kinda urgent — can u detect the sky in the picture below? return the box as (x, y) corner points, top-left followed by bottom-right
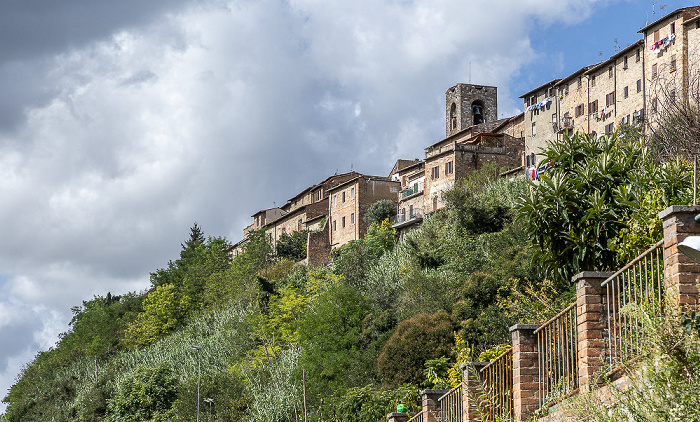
(0, 0), (697, 411)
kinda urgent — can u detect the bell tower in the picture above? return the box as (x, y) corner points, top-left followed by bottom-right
(445, 84), (498, 136)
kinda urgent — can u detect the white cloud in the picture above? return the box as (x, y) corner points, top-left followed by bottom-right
(0, 0), (613, 413)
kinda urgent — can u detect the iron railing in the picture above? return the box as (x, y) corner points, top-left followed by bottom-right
(407, 410), (425, 422)
(438, 383), (463, 422)
(601, 240), (664, 368)
(535, 303), (578, 408)
(480, 348), (513, 421)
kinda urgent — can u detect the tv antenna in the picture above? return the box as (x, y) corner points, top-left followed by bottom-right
(660, 4), (667, 15)
(599, 51), (603, 62)
(614, 38), (620, 53)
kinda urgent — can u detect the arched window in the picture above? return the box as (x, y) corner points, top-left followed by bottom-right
(450, 103), (457, 130)
(471, 100), (485, 125)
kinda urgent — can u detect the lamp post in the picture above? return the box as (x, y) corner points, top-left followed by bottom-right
(204, 397), (214, 419)
(191, 346), (202, 422)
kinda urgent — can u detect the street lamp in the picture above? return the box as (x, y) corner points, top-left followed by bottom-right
(204, 397), (214, 419)
(191, 346), (202, 422)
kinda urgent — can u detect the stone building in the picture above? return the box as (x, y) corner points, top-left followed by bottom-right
(520, 79), (560, 170)
(390, 159), (426, 239)
(446, 84), (498, 136)
(327, 175), (400, 248)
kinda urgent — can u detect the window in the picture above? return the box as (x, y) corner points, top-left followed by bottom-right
(652, 64), (658, 79)
(624, 86), (629, 98)
(298, 219), (302, 231)
(445, 160), (453, 175)
(531, 122), (536, 136)
(636, 48), (641, 62)
(623, 55), (628, 69)
(351, 187), (355, 199)
(333, 195), (336, 206)
(575, 104), (585, 117)
(671, 22), (676, 35)
(409, 204), (413, 217)
(608, 66), (613, 78)
(671, 55), (677, 71)
(350, 213), (355, 225)
(697, 20), (700, 29)
(606, 91), (616, 107)
(577, 76), (582, 88)
(333, 220), (336, 231)
(342, 216), (345, 228)
(589, 100), (598, 114)
(432, 196), (438, 211)
(390, 186), (398, 193)
(605, 123), (614, 135)
(637, 79), (642, 93)
(342, 192), (345, 203)
(591, 75), (596, 87)
(654, 30), (660, 43)
(401, 176), (407, 187)
(652, 97), (658, 112)
(401, 208), (405, 220)
(431, 166), (439, 180)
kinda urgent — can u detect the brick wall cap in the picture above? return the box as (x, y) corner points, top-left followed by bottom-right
(420, 389), (450, 395)
(509, 324), (541, 332)
(460, 361), (489, 370)
(571, 271), (615, 283)
(658, 205), (700, 220)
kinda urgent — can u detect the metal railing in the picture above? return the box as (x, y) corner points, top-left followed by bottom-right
(438, 383), (463, 422)
(401, 185), (423, 198)
(390, 209), (424, 225)
(535, 303), (578, 408)
(407, 410), (425, 422)
(480, 348), (513, 421)
(601, 240), (664, 368)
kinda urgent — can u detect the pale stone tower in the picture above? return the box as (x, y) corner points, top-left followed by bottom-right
(445, 84), (498, 136)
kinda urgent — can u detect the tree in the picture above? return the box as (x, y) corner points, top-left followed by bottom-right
(122, 284), (190, 349)
(275, 230), (308, 261)
(364, 199), (396, 225)
(107, 364), (179, 421)
(646, 66), (700, 160)
(377, 311), (455, 387)
(517, 131), (691, 286)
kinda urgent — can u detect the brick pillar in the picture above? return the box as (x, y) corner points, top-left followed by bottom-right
(510, 324), (540, 422)
(461, 361), (487, 422)
(386, 413), (410, 422)
(420, 389), (448, 422)
(574, 271), (614, 393)
(660, 205), (700, 306)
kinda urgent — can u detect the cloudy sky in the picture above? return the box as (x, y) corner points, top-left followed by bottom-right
(0, 0), (696, 410)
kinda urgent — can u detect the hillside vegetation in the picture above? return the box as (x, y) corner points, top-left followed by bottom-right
(1, 131), (694, 421)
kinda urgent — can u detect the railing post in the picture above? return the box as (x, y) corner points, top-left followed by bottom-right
(510, 324), (540, 422)
(659, 205), (700, 306)
(421, 389), (448, 422)
(574, 271), (614, 392)
(461, 361), (487, 421)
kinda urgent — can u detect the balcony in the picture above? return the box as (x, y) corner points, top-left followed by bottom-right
(400, 185), (423, 199)
(557, 116), (574, 133)
(390, 208), (424, 228)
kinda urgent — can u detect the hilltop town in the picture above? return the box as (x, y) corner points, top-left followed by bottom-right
(234, 6), (700, 265)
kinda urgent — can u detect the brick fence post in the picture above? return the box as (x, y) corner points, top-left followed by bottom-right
(574, 271), (614, 393)
(461, 361), (487, 422)
(386, 413), (410, 422)
(659, 205), (700, 306)
(420, 389), (448, 422)
(510, 324), (541, 422)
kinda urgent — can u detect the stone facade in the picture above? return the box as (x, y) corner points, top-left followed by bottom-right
(328, 176), (399, 248)
(521, 80), (560, 165)
(446, 84), (498, 136)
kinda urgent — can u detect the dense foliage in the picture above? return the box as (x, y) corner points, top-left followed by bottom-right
(2, 131), (693, 421)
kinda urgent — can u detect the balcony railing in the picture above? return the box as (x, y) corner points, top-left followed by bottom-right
(401, 185), (423, 198)
(535, 303), (578, 408)
(390, 209), (425, 225)
(480, 348), (513, 421)
(602, 240), (664, 368)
